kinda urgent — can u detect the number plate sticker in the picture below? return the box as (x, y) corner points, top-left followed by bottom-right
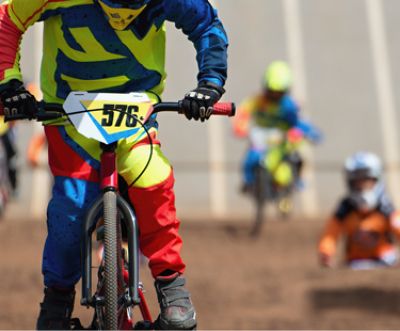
(63, 92), (154, 144)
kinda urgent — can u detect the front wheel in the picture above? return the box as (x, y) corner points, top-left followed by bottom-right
(103, 190), (119, 330)
(277, 195), (293, 219)
(250, 165), (269, 237)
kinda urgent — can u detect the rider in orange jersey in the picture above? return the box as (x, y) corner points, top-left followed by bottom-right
(318, 152), (400, 269)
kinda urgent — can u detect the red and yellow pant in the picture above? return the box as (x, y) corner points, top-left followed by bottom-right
(43, 124), (185, 288)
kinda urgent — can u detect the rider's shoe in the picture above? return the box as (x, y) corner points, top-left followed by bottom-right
(36, 287), (75, 330)
(154, 272), (197, 330)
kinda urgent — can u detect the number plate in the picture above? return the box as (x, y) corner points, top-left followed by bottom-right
(63, 92), (155, 144)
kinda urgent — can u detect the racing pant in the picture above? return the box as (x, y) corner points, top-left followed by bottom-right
(243, 148), (263, 185)
(243, 126), (271, 185)
(42, 124), (185, 288)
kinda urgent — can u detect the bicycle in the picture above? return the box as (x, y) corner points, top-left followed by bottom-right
(3, 91), (235, 330)
(249, 129), (300, 237)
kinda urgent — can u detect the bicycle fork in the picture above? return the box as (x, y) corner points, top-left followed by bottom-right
(80, 142), (141, 308)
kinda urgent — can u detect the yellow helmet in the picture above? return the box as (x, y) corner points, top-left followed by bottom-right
(97, 0), (149, 30)
(264, 61), (292, 92)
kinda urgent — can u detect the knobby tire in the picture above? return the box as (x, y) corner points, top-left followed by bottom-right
(251, 166), (267, 237)
(103, 191), (119, 330)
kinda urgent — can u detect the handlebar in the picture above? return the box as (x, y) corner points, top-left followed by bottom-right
(153, 101), (236, 117)
(0, 101), (235, 121)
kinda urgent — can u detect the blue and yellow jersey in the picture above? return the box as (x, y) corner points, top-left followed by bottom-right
(0, 0), (228, 104)
(233, 94), (299, 137)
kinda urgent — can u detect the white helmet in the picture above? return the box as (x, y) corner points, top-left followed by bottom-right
(344, 152), (383, 210)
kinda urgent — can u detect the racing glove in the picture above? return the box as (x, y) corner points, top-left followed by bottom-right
(181, 81), (225, 122)
(0, 79), (38, 121)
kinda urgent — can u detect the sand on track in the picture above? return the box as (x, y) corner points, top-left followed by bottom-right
(1, 218), (400, 330)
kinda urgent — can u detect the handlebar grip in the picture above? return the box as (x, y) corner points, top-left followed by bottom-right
(212, 102), (236, 117)
(3, 114), (30, 122)
(0, 103), (63, 121)
(0, 103), (28, 121)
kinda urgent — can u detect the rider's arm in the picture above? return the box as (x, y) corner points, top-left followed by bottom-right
(233, 98), (255, 138)
(27, 133), (47, 168)
(318, 217), (342, 259)
(295, 119), (323, 144)
(389, 211), (400, 241)
(318, 199), (352, 265)
(0, 0), (66, 88)
(164, 0), (228, 87)
(0, 3), (24, 87)
(375, 194), (400, 240)
(281, 95), (300, 128)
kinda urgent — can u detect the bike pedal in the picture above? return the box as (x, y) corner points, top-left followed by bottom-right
(94, 295), (105, 306)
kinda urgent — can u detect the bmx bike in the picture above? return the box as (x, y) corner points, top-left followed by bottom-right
(249, 128), (300, 237)
(4, 91), (235, 330)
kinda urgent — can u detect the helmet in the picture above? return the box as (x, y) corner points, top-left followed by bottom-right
(98, 0), (150, 30)
(344, 152), (384, 210)
(344, 152), (382, 182)
(264, 61), (292, 92)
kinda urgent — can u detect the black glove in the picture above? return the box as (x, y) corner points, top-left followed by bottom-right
(0, 79), (38, 120)
(181, 81), (225, 122)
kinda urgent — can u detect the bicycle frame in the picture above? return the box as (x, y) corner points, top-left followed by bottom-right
(80, 141), (152, 325)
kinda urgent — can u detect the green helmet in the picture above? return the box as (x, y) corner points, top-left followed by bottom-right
(264, 61), (292, 92)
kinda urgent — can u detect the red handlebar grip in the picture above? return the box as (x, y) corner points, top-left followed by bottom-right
(212, 102), (236, 117)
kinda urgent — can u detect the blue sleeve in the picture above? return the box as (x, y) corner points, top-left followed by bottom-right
(296, 119), (323, 143)
(280, 96), (300, 127)
(164, 0), (228, 87)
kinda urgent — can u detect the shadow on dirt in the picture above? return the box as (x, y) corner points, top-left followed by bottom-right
(309, 287), (400, 315)
(223, 223), (249, 238)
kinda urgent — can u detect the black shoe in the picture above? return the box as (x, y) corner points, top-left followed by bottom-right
(36, 287), (75, 330)
(155, 273), (196, 330)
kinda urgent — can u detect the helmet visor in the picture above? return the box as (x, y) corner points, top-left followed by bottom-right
(348, 177), (377, 192)
(98, 0), (147, 30)
(347, 168), (377, 185)
(265, 88), (285, 102)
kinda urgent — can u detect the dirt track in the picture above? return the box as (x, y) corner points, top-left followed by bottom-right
(1, 217), (400, 330)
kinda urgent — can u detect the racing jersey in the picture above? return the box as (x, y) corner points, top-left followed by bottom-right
(0, 0), (228, 104)
(318, 195), (400, 262)
(233, 94), (299, 138)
